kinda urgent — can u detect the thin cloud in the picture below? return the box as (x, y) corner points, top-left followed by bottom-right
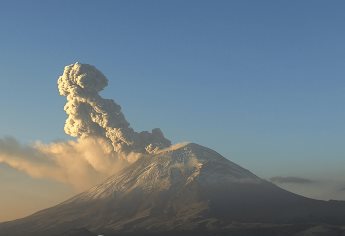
(270, 176), (315, 184)
(339, 186), (345, 192)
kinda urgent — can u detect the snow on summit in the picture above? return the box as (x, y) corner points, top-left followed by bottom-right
(71, 142), (262, 201)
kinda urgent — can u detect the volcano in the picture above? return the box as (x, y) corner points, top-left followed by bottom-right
(1, 143), (345, 236)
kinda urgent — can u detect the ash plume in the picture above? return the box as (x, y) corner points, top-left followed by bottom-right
(0, 63), (172, 190)
(58, 62), (171, 154)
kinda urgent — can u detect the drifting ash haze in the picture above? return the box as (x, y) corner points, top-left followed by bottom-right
(0, 136), (126, 190)
(0, 63), (171, 190)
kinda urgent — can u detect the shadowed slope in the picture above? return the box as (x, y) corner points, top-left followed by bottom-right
(1, 143), (345, 236)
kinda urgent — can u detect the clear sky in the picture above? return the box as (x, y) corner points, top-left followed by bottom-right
(0, 0), (345, 221)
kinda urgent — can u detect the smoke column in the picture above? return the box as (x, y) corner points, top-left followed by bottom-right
(0, 63), (172, 190)
(58, 62), (171, 154)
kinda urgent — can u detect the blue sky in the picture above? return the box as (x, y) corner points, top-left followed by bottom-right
(0, 0), (345, 181)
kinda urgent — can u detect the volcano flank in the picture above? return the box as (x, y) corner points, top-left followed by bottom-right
(1, 143), (345, 236)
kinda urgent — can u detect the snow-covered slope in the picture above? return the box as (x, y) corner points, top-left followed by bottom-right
(1, 143), (345, 236)
(74, 142), (261, 201)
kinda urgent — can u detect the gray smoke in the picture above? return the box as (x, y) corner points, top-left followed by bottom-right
(58, 62), (171, 154)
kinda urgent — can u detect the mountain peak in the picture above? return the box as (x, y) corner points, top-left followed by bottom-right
(2, 143), (345, 236)
(73, 142), (261, 201)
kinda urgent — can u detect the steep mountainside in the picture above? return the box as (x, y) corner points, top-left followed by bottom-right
(1, 143), (345, 236)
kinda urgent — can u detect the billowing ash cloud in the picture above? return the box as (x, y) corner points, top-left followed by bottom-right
(270, 176), (315, 184)
(0, 63), (172, 190)
(58, 63), (171, 154)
